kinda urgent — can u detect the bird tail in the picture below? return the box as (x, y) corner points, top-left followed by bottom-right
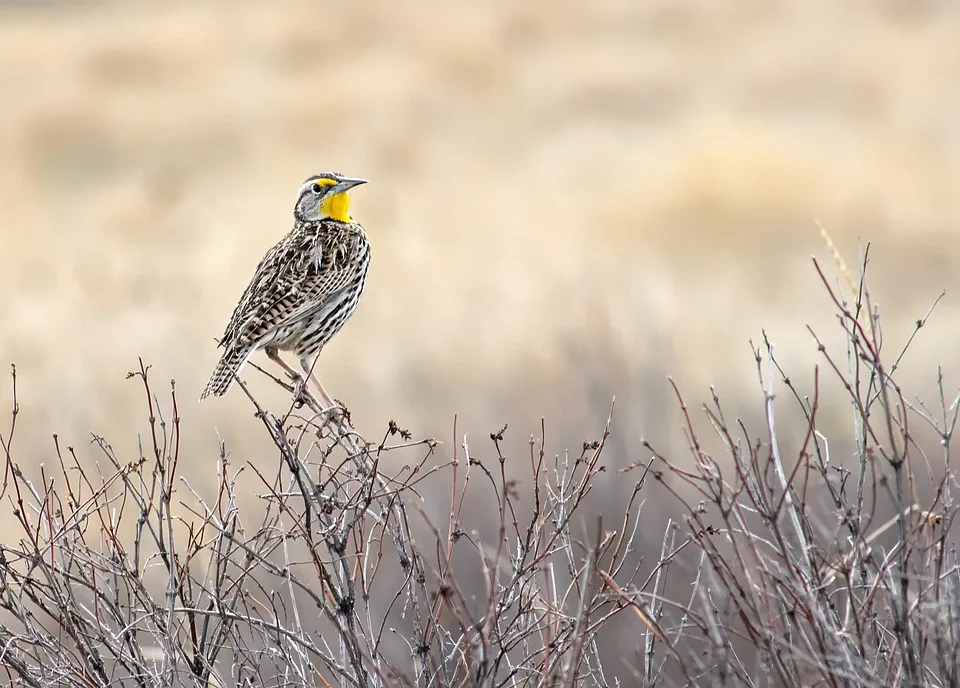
(200, 345), (253, 401)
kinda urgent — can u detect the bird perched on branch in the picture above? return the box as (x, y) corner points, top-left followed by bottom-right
(200, 171), (371, 407)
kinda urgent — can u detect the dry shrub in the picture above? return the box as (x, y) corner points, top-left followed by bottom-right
(0, 246), (956, 687)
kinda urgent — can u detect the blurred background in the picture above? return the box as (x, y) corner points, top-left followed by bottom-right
(1, 1), (958, 526)
(3, 1), (960, 679)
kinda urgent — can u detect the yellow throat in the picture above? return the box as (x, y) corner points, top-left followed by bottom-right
(320, 191), (353, 223)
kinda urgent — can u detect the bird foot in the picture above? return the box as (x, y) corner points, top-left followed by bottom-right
(318, 400), (343, 418)
(289, 376), (341, 418)
(290, 374), (311, 407)
(324, 401), (351, 428)
(315, 405), (340, 427)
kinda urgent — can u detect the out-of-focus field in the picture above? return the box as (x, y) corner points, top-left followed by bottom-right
(1, 1), (959, 483)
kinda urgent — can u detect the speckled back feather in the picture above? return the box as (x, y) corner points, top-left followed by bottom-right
(200, 217), (370, 399)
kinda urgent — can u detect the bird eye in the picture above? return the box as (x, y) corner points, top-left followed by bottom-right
(312, 183), (325, 194)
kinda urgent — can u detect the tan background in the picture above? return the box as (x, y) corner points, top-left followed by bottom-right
(1, 1), (958, 489)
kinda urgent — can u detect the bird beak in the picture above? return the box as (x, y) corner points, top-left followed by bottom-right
(331, 177), (368, 194)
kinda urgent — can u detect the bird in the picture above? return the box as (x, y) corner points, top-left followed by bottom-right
(200, 171), (371, 405)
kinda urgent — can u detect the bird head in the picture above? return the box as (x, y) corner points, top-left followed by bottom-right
(294, 171), (368, 223)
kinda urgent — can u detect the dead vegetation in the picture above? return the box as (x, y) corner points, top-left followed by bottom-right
(0, 251), (955, 687)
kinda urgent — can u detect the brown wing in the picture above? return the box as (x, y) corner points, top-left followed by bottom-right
(218, 223), (361, 351)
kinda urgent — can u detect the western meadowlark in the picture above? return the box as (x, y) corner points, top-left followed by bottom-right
(199, 171), (371, 405)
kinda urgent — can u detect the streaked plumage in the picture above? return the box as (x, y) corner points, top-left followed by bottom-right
(200, 172), (371, 401)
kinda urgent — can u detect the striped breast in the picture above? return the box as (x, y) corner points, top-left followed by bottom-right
(288, 229), (371, 359)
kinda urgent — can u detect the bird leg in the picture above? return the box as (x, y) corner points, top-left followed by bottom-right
(265, 346), (300, 381)
(265, 346), (310, 401)
(299, 356), (338, 411)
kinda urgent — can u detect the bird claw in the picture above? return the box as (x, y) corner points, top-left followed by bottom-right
(319, 402), (342, 420)
(285, 373), (347, 425)
(291, 375), (310, 406)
